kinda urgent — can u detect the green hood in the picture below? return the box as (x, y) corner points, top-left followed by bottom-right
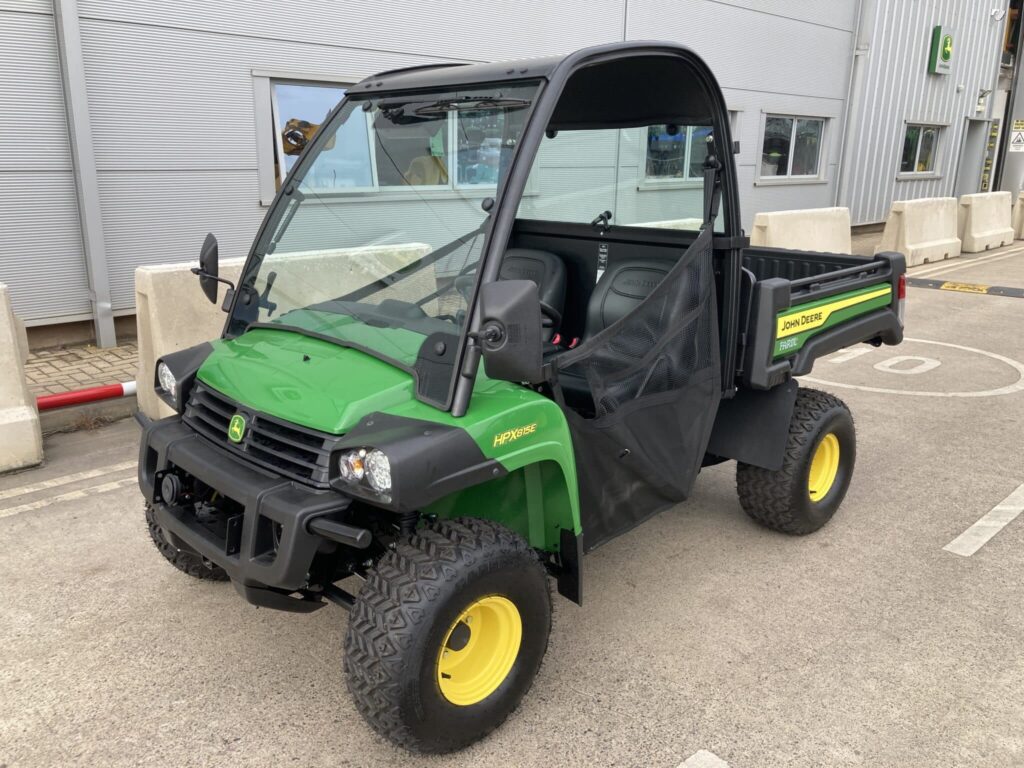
(196, 326), (422, 434)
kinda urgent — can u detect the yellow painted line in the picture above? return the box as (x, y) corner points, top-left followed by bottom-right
(939, 281), (989, 294)
(776, 286), (891, 339)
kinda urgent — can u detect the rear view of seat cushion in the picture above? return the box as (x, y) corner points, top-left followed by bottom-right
(582, 260), (672, 342)
(498, 248), (567, 318)
(558, 258), (673, 404)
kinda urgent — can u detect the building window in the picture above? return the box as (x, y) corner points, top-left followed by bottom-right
(900, 124), (939, 174)
(760, 115), (825, 178)
(645, 124), (713, 181)
(270, 81), (348, 188)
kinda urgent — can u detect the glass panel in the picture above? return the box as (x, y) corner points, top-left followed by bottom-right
(230, 83), (540, 397)
(273, 82), (347, 183)
(762, 116), (793, 177)
(918, 127), (937, 172)
(455, 109), (505, 187)
(519, 126), (715, 231)
(792, 118), (823, 176)
(374, 110), (450, 186)
(646, 125), (688, 179)
(900, 125), (921, 173)
(688, 126), (713, 178)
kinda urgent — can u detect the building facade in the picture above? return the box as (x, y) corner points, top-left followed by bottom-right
(0, 0), (1017, 344)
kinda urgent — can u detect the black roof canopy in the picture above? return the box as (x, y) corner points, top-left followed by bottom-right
(350, 55), (563, 94)
(350, 42), (721, 129)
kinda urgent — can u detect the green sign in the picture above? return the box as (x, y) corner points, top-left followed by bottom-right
(228, 413), (247, 443)
(929, 25), (953, 75)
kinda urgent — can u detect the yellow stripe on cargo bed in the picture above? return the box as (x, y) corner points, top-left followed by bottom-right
(776, 285), (892, 339)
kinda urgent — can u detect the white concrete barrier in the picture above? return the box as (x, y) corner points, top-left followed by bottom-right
(135, 243), (433, 420)
(633, 218), (704, 230)
(1012, 192), (1024, 240)
(750, 207), (852, 254)
(874, 197), (961, 267)
(0, 283), (43, 472)
(958, 192), (1013, 253)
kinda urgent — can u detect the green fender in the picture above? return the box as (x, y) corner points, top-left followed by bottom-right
(421, 384), (580, 553)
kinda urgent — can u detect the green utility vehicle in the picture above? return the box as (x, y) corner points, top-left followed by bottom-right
(139, 42), (905, 753)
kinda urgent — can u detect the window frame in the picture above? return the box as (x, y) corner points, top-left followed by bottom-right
(896, 122), (944, 180)
(638, 124), (708, 190)
(637, 112), (740, 191)
(255, 70), (530, 204)
(253, 69), (359, 206)
(755, 111), (829, 186)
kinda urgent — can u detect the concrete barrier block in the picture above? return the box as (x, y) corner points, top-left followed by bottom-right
(0, 283), (43, 472)
(1012, 192), (1024, 240)
(750, 207), (852, 254)
(874, 197), (961, 267)
(135, 243), (433, 420)
(958, 192), (1013, 253)
(633, 218), (705, 230)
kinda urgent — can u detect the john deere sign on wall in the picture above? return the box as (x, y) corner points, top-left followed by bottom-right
(929, 25), (953, 75)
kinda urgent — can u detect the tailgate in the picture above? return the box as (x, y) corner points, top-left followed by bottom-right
(741, 250), (906, 389)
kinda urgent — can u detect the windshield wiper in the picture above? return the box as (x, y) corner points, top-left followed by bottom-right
(376, 96), (531, 120)
(415, 97), (531, 115)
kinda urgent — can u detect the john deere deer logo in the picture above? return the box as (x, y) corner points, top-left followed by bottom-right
(228, 414), (247, 443)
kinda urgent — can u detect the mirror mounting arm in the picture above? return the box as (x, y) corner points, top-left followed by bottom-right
(189, 267), (236, 293)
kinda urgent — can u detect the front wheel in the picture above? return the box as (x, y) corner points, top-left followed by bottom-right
(344, 518), (551, 754)
(736, 387), (856, 534)
(144, 503), (229, 581)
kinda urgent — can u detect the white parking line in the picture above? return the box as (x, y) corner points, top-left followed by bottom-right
(912, 246), (1024, 278)
(944, 483), (1024, 557)
(828, 346), (873, 364)
(0, 476), (137, 520)
(679, 750), (730, 768)
(0, 460), (136, 502)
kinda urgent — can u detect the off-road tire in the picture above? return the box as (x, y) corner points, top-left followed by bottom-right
(736, 387), (855, 535)
(344, 517), (551, 754)
(145, 503), (229, 581)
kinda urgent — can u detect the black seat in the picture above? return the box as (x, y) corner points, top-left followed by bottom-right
(456, 248), (567, 340)
(557, 259), (672, 402)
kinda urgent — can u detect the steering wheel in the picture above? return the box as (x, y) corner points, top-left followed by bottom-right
(539, 300), (561, 330)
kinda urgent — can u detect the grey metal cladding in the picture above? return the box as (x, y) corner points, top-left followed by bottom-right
(0, 8), (91, 321)
(842, 0), (1008, 224)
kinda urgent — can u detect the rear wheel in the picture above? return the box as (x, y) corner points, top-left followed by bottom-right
(144, 503), (228, 581)
(344, 518), (551, 753)
(736, 388), (855, 534)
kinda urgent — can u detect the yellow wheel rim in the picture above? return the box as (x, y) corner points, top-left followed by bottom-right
(808, 433), (840, 501)
(437, 595), (522, 706)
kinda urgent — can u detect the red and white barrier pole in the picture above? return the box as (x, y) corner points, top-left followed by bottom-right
(36, 381), (137, 412)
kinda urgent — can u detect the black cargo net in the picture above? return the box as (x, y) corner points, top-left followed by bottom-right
(553, 226), (721, 551)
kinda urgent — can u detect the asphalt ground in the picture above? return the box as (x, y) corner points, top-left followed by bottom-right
(2, 247), (1024, 768)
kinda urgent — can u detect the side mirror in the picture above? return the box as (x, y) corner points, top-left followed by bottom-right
(198, 233), (219, 304)
(478, 280), (543, 384)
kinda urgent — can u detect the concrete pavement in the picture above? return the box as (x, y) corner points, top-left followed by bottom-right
(2, 249), (1024, 767)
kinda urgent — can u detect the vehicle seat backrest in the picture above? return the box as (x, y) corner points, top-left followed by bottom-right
(498, 248), (567, 315)
(582, 260), (672, 342)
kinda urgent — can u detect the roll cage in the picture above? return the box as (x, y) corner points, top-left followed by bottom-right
(232, 41), (744, 417)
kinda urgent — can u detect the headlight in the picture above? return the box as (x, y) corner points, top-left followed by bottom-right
(338, 449), (366, 482)
(336, 447), (392, 495)
(365, 450), (392, 493)
(157, 362), (177, 398)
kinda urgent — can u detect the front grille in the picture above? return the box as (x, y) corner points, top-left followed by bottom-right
(184, 382), (336, 487)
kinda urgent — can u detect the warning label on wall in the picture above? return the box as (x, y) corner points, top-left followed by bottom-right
(1013, 119), (1024, 131)
(1010, 131), (1024, 152)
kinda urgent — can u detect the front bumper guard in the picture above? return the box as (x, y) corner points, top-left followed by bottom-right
(139, 418), (352, 612)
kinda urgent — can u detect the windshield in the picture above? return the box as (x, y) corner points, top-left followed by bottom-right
(226, 81), (540, 406)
